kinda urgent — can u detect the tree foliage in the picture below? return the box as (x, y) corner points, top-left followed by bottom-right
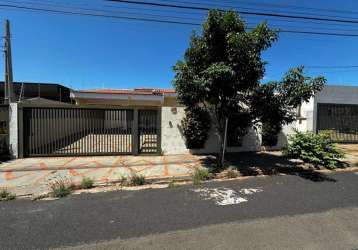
(251, 66), (326, 146)
(173, 10), (326, 164)
(173, 10), (277, 164)
(181, 107), (211, 149)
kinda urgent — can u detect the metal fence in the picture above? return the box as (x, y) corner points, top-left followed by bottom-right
(317, 103), (358, 143)
(0, 104), (9, 157)
(22, 106), (160, 157)
(139, 110), (159, 154)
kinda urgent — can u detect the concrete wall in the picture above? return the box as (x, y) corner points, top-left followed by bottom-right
(8, 103), (18, 158)
(161, 106), (297, 155)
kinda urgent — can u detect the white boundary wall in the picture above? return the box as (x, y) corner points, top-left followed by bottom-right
(160, 85), (358, 155)
(161, 106), (297, 155)
(9, 103), (18, 158)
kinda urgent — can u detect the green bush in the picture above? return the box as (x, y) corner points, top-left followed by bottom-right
(0, 189), (16, 201)
(192, 168), (212, 184)
(181, 106), (211, 149)
(80, 177), (94, 189)
(130, 174), (146, 186)
(283, 130), (344, 169)
(226, 168), (239, 179)
(168, 180), (179, 188)
(49, 178), (73, 198)
(261, 122), (281, 146)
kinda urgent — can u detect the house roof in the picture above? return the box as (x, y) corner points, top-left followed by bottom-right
(78, 88), (176, 96)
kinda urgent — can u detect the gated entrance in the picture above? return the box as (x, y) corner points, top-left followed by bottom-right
(22, 106), (161, 157)
(138, 109), (159, 154)
(0, 104), (9, 157)
(317, 103), (358, 143)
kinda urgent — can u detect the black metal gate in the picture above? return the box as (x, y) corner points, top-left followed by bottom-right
(0, 105), (9, 157)
(317, 103), (358, 143)
(138, 110), (159, 154)
(23, 107), (134, 156)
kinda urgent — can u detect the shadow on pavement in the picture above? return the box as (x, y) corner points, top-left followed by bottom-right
(201, 152), (339, 182)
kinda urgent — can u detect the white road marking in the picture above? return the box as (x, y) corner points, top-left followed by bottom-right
(192, 187), (263, 206)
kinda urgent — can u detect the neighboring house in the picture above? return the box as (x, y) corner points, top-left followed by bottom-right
(0, 82), (72, 157)
(4, 84), (358, 159)
(0, 82), (72, 103)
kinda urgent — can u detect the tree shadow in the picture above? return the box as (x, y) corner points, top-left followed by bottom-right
(200, 152), (338, 182)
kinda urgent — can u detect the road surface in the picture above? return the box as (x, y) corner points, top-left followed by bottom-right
(0, 171), (357, 250)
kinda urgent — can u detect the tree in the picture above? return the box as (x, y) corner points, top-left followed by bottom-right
(251, 66), (326, 146)
(173, 10), (325, 166)
(173, 10), (278, 166)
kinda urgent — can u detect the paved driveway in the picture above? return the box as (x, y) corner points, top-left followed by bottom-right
(338, 143), (358, 166)
(0, 155), (207, 196)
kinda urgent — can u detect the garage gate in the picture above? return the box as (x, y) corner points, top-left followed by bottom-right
(23, 107), (160, 157)
(317, 103), (358, 143)
(0, 104), (9, 157)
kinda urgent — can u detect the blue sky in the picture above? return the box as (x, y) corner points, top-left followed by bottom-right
(1, 0), (358, 90)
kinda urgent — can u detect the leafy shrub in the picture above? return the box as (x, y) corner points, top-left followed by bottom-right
(49, 178), (73, 197)
(283, 130), (344, 169)
(0, 188), (15, 201)
(168, 180), (179, 188)
(118, 175), (128, 185)
(226, 168), (239, 179)
(80, 177), (94, 189)
(129, 174), (146, 186)
(192, 168), (212, 184)
(181, 106), (211, 149)
(261, 122), (281, 146)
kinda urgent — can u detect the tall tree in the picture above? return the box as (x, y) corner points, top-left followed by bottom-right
(173, 10), (277, 165)
(173, 10), (325, 166)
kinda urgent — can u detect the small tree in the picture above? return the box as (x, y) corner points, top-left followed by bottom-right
(174, 10), (326, 166)
(173, 10), (277, 166)
(251, 67), (326, 146)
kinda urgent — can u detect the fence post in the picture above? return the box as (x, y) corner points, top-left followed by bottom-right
(132, 109), (139, 155)
(17, 105), (23, 158)
(157, 107), (162, 155)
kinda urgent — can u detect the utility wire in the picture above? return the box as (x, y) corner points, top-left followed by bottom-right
(3, 2), (358, 37)
(107, 0), (358, 24)
(6, 0), (358, 32)
(306, 65), (358, 69)
(148, 0), (358, 21)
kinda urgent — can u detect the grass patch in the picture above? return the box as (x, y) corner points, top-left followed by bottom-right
(168, 180), (179, 188)
(119, 175), (128, 185)
(49, 178), (73, 198)
(192, 168), (212, 185)
(129, 174), (146, 186)
(0, 188), (16, 201)
(80, 177), (94, 189)
(226, 168), (239, 179)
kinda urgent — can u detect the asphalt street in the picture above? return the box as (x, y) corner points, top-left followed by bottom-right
(0, 171), (357, 250)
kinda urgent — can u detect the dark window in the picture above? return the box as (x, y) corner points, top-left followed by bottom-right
(227, 123), (243, 147)
(0, 121), (7, 134)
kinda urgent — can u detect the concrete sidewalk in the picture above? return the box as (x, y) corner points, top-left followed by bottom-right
(0, 155), (209, 196)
